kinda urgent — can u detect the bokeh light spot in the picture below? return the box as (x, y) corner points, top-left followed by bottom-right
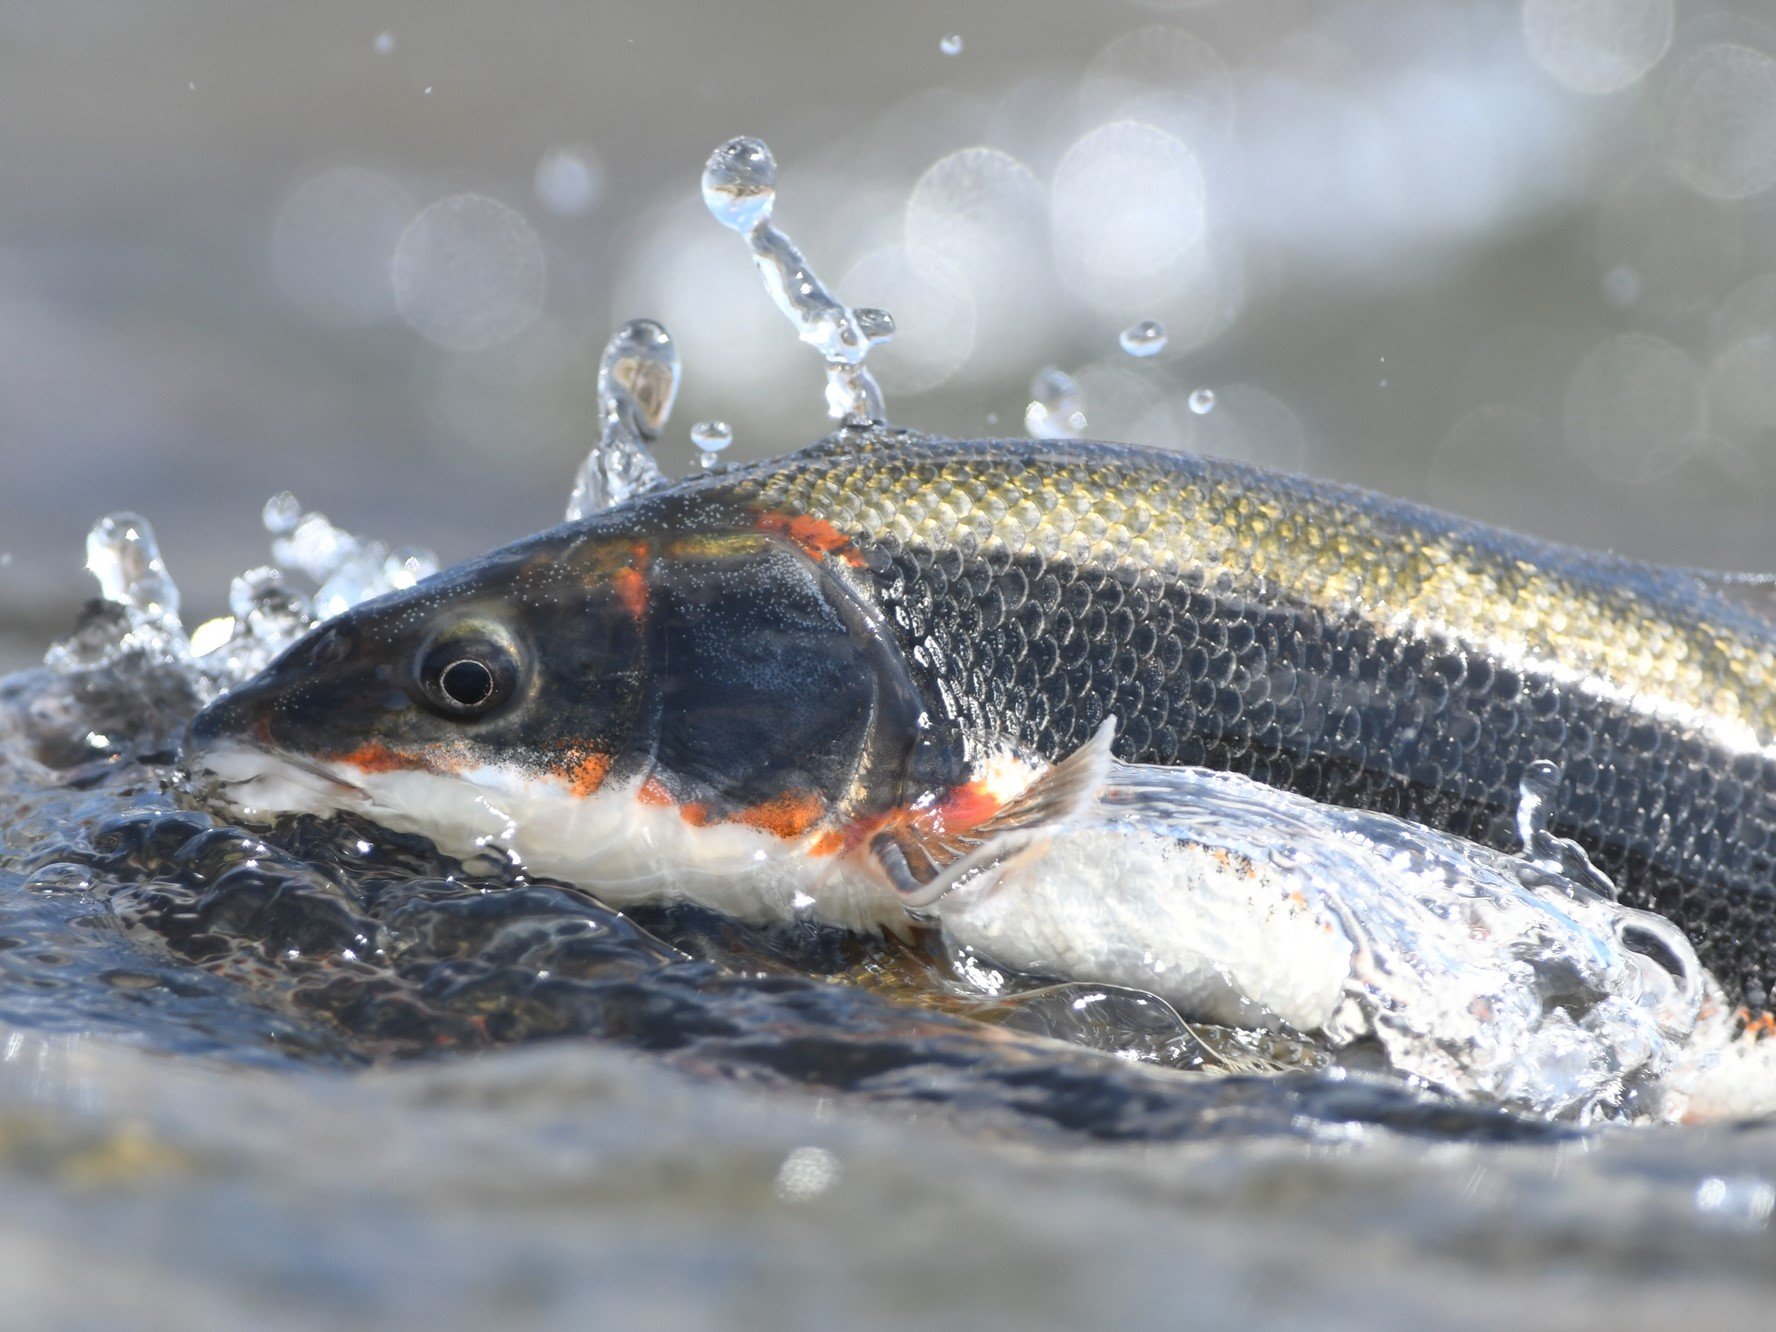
(391, 194), (546, 352)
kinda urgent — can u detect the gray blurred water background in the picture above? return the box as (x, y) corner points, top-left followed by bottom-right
(3, 0), (1775, 668)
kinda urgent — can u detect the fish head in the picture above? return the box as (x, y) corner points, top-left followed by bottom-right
(182, 498), (941, 919)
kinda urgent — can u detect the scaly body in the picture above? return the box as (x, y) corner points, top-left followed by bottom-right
(185, 427), (1776, 1005)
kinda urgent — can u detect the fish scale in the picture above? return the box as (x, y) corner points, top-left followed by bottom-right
(731, 427), (1776, 1005)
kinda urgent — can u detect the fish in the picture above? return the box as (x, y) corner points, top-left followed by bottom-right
(183, 425), (1776, 1010)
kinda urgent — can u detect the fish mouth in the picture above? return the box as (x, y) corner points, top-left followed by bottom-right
(181, 733), (368, 825)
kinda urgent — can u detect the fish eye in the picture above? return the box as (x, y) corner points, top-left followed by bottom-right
(413, 625), (521, 720)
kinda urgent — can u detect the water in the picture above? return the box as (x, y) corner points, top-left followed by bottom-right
(7, 121), (1776, 1326)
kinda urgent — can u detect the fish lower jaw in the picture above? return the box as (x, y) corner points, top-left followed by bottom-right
(182, 739), (366, 825)
(185, 744), (905, 934)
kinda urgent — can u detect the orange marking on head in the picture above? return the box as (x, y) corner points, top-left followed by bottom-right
(560, 751), (612, 798)
(638, 775), (674, 806)
(612, 567), (648, 622)
(730, 791), (827, 839)
(336, 742), (424, 774)
(808, 829), (846, 857)
(756, 511), (867, 567)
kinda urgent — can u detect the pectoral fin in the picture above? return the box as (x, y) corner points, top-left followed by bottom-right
(871, 719), (1117, 908)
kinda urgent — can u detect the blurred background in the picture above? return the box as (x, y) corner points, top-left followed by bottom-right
(3, 0), (1775, 668)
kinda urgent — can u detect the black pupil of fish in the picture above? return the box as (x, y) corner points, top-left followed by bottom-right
(439, 658), (495, 708)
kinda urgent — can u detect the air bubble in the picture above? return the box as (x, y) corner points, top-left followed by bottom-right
(1188, 388), (1215, 414)
(373, 31), (393, 55)
(1119, 320), (1167, 357)
(939, 34), (963, 56)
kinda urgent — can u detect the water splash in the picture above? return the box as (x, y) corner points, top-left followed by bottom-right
(701, 136), (889, 424)
(1119, 320), (1168, 357)
(935, 759), (1725, 1123)
(1025, 366), (1087, 439)
(565, 319), (678, 520)
(48, 498), (438, 699)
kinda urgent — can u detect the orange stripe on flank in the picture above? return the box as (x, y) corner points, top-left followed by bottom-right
(756, 511), (866, 567)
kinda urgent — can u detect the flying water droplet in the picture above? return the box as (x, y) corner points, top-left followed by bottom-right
(1188, 387), (1216, 414)
(700, 136), (889, 424)
(1119, 320), (1167, 357)
(701, 136), (777, 233)
(691, 419), (733, 469)
(260, 491), (303, 537)
(939, 34), (964, 56)
(1025, 366), (1087, 439)
(566, 319), (678, 519)
(88, 513), (180, 624)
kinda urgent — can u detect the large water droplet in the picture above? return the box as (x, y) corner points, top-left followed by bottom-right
(566, 319), (678, 519)
(1119, 320), (1167, 357)
(701, 137), (778, 233)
